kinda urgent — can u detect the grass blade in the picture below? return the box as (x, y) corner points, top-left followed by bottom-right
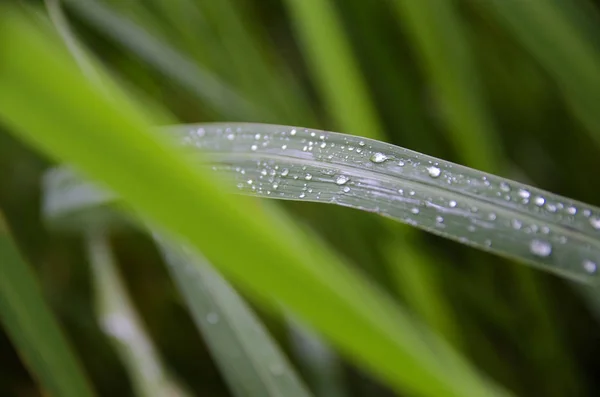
(390, 0), (502, 172)
(287, 317), (347, 397)
(474, 0), (600, 148)
(47, 123), (600, 284)
(0, 213), (96, 397)
(281, 0), (382, 138)
(155, 237), (313, 397)
(86, 230), (190, 397)
(63, 0), (265, 121)
(0, 10), (508, 397)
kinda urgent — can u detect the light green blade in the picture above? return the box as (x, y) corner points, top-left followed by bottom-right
(0, 213), (96, 397)
(0, 9), (509, 397)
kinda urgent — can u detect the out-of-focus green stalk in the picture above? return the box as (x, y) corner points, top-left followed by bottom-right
(0, 212), (96, 397)
(86, 230), (190, 397)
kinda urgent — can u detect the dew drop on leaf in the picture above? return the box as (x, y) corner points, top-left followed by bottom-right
(518, 189), (530, 199)
(427, 166), (441, 178)
(370, 152), (388, 163)
(529, 239), (552, 257)
(498, 182), (510, 192)
(335, 175), (350, 185)
(590, 216), (600, 230)
(534, 196), (545, 206)
(583, 260), (597, 274)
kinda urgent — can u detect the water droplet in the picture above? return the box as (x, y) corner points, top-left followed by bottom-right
(299, 192), (306, 198)
(290, 129), (297, 136)
(499, 182), (511, 192)
(534, 196), (545, 206)
(305, 174), (313, 181)
(488, 213), (497, 221)
(529, 239), (552, 257)
(281, 144), (287, 150)
(246, 179), (253, 185)
(436, 216), (444, 223)
(427, 166), (441, 178)
(320, 142), (326, 148)
(272, 183), (278, 190)
(590, 216), (600, 230)
(359, 141), (365, 146)
(226, 133), (235, 141)
(583, 260), (597, 274)
(250, 144), (257, 151)
(281, 169), (289, 177)
(449, 200), (457, 208)
(370, 152), (388, 163)
(411, 208), (420, 214)
(518, 189), (531, 199)
(206, 312), (219, 324)
(398, 160), (405, 166)
(567, 206), (577, 215)
(343, 186), (350, 193)
(335, 175), (349, 185)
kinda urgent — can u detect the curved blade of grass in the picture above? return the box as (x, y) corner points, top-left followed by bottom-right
(0, 10), (509, 397)
(473, 0), (600, 148)
(45, 123), (600, 284)
(0, 213), (96, 397)
(154, 237), (313, 397)
(62, 0), (266, 121)
(86, 230), (190, 397)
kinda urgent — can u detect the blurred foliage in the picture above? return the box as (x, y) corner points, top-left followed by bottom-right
(2, 0), (600, 396)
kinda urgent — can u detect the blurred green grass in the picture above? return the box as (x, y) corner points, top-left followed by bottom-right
(2, 0), (600, 396)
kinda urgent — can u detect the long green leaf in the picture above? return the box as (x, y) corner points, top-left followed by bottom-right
(46, 123), (600, 284)
(0, 10), (508, 397)
(0, 213), (96, 397)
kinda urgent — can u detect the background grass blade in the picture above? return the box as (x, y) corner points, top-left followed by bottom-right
(0, 212), (96, 397)
(389, 0), (502, 172)
(63, 0), (264, 121)
(0, 11), (509, 397)
(473, 0), (600, 148)
(281, 0), (381, 138)
(287, 317), (347, 397)
(86, 230), (190, 397)
(155, 237), (313, 397)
